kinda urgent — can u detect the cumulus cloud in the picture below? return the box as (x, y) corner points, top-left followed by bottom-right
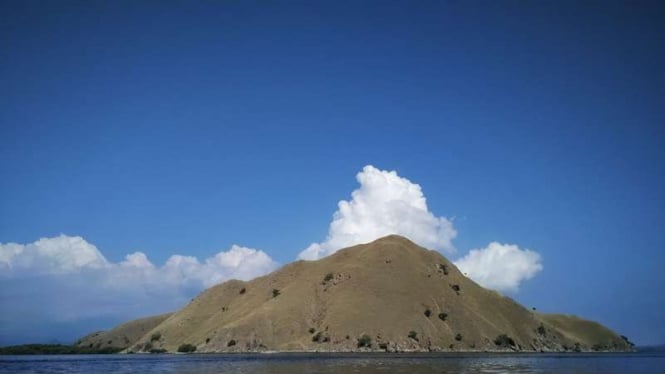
(0, 235), (107, 274)
(296, 165), (542, 293)
(454, 242), (543, 292)
(0, 235), (278, 344)
(298, 165), (457, 260)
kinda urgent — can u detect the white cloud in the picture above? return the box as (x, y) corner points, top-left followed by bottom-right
(0, 235), (278, 344)
(298, 165), (457, 260)
(0, 235), (107, 274)
(454, 242), (543, 292)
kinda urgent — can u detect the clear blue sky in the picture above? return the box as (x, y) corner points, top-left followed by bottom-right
(1, 1), (664, 345)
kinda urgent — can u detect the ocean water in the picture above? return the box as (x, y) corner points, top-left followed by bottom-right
(1, 352), (663, 374)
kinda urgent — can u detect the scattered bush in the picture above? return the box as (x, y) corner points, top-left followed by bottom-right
(424, 309), (431, 318)
(408, 331), (418, 341)
(494, 334), (515, 347)
(150, 332), (161, 342)
(206, 338), (210, 344)
(378, 342), (388, 350)
(149, 348), (167, 354)
(272, 289), (280, 298)
(227, 340), (236, 347)
(451, 284), (460, 293)
(438, 313), (448, 321)
(177, 343), (197, 353)
(308, 327), (316, 334)
(312, 331), (329, 343)
(437, 263), (449, 275)
(537, 324), (546, 336)
(323, 272), (334, 282)
(357, 334), (372, 348)
(455, 333), (462, 341)
(143, 342), (153, 351)
(239, 287), (246, 294)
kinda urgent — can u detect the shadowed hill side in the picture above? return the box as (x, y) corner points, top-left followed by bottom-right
(537, 314), (634, 351)
(76, 313), (172, 351)
(114, 235), (631, 353)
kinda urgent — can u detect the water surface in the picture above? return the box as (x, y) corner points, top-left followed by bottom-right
(1, 352), (663, 374)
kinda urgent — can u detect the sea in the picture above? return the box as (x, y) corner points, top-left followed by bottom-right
(1, 352), (664, 374)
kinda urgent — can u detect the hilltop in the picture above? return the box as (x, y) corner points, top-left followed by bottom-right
(77, 235), (633, 353)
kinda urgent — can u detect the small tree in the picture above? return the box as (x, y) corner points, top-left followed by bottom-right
(494, 334), (515, 347)
(177, 343), (197, 353)
(227, 340), (236, 347)
(455, 333), (462, 341)
(424, 309), (432, 318)
(272, 289), (281, 298)
(357, 334), (372, 348)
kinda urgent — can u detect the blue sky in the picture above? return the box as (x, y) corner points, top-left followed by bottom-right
(1, 1), (664, 345)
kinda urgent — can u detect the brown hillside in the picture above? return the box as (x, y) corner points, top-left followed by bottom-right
(118, 235), (631, 353)
(76, 313), (172, 351)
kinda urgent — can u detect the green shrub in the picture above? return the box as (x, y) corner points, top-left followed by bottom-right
(308, 327), (316, 334)
(323, 272), (334, 282)
(537, 324), (546, 336)
(494, 334), (515, 347)
(357, 334), (372, 348)
(227, 340), (236, 347)
(438, 312), (448, 321)
(451, 284), (460, 293)
(150, 332), (161, 342)
(408, 331), (418, 341)
(177, 343), (197, 353)
(455, 333), (462, 341)
(239, 287), (246, 294)
(272, 289), (280, 297)
(424, 309), (431, 318)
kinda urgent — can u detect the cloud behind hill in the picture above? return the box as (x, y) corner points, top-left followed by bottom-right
(454, 242), (543, 292)
(0, 235), (278, 344)
(298, 165), (458, 260)
(297, 165), (543, 293)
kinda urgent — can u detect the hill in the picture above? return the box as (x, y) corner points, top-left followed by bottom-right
(82, 235), (632, 353)
(75, 313), (172, 351)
